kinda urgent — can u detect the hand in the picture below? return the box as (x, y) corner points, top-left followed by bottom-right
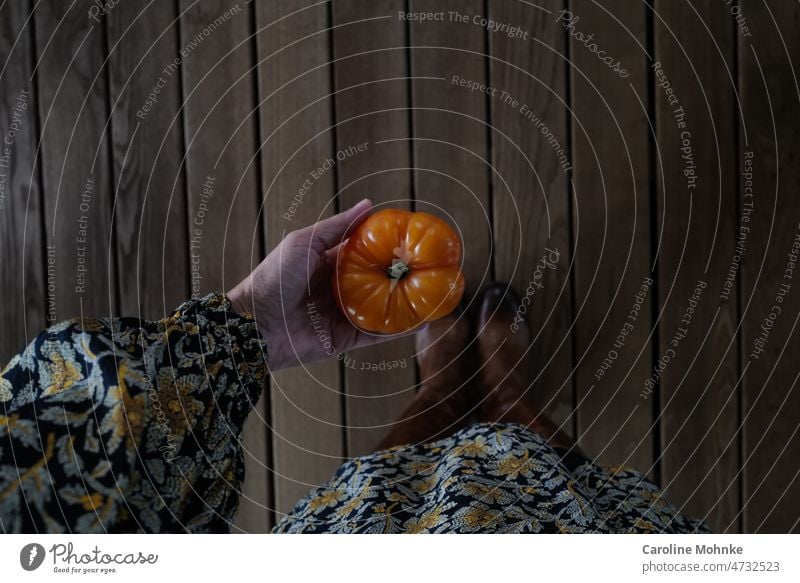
(227, 199), (410, 371)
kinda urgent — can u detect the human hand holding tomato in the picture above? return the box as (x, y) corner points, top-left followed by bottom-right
(334, 208), (465, 334)
(228, 200), (465, 371)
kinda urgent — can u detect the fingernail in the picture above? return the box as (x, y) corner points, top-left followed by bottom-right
(348, 199), (371, 217)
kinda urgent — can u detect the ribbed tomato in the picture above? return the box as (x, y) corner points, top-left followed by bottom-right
(333, 209), (466, 334)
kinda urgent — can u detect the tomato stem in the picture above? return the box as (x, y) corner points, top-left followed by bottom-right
(387, 259), (410, 280)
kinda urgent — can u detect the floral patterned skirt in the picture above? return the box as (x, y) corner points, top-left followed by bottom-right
(274, 423), (708, 533)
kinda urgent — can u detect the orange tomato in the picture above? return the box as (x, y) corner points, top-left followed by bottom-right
(333, 209), (466, 334)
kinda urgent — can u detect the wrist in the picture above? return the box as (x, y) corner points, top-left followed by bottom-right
(226, 281), (250, 317)
(226, 281), (273, 365)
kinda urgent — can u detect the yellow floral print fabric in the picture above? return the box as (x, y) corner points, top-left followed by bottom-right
(1, 291), (707, 534)
(0, 293), (266, 533)
(274, 424), (708, 533)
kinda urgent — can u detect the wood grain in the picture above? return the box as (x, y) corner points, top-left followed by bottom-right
(487, 0), (574, 429)
(330, 0), (417, 457)
(256, 0), (344, 518)
(5, 0), (800, 534)
(179, 0), (271, 532)
(408, 0), (491, 289)
(654, 0), (739, 532)
(0, 1), (46, 363)
(569, 1), (654, 471)
(34, 1), (117, 320)
(740, 0), (800, 533)
(106, 1), (189, 318)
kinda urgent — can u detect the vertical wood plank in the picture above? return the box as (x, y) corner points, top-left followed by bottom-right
(488, 0), (574, 428)
(179, 0), (271, 532)
(408, 0), (492, 289)
(569, 1), (654, 470)
(34, 1), (116, 320)
(106, 1), (189, 318)
(256, 0), (344, 518)
(740, 0), (800, 533)
(330, 0), (417, 457)
(653, 0), (739, 531)
(0, 1), (46, 363)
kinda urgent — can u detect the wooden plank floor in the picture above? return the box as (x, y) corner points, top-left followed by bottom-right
(1, 0), (799, 533)
(569, 0), (653, 475)
(654, 0), (739, 532)
(257, 0), (343, 520)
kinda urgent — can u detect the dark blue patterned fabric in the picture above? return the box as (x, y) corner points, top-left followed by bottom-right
(1, 293), (706, 533)
(274, 423), (708, 533)
(0, 293), (266, 533)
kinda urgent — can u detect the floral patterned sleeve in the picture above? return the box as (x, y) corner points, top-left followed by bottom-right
(0, 292), (267, 533)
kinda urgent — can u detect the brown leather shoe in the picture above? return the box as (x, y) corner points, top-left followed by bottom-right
(376, 306), (473, 451)
(476, 283), (577, 452)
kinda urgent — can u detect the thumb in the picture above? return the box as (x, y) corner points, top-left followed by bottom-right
(308, 198), (373, 251)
